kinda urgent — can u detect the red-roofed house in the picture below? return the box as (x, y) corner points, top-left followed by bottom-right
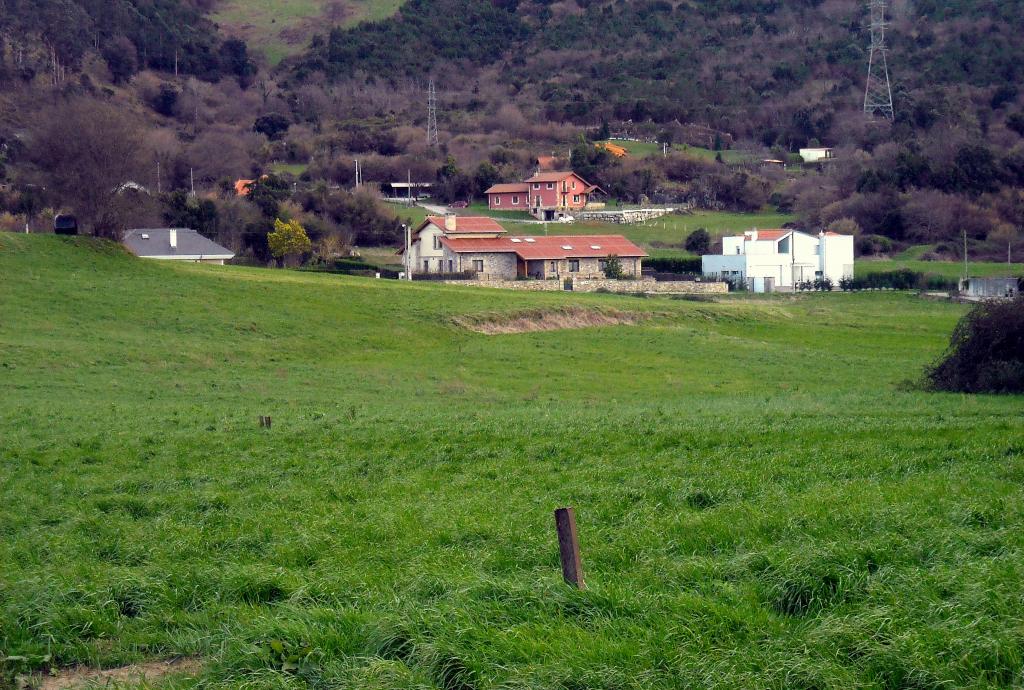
(441, 234), (646, 280)
(486, 171), (603, 220)
(400, 214), (646, 280)
(401, 215), (506, 274)
(483, 183), (530, 211)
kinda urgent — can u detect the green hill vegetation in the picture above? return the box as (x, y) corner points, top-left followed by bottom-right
(211, 0), (404, 65)
(2, 234), (1022, 688)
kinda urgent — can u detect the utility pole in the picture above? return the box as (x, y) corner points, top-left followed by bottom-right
(426, 80), (439, 147)
(962, 228), (969, 280)
(156, 160), (162, 194)
(404, 223), (413, 281)
(407, 169), (413, 206)
(354, 159), (361, 190)
(190, 168), (195, 196)
(864, 0), (895, 119)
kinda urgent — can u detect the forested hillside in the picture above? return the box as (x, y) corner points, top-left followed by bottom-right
(0, 0), (1022, 265)
(0, 0), (252, 82)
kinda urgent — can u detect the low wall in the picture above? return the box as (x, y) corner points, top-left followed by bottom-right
(442, 279), (563, 291)
(442, 278), (728, 294)
(577, 208), (676, 224)
(574, 279), (728, 294)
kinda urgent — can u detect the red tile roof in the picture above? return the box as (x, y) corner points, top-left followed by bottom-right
(422, 216), (506, 234)
(485, 183), (530, 194)
(746, 229), (790, 241)
(441, 235), (647, 260)
(525, 171), (578, 183)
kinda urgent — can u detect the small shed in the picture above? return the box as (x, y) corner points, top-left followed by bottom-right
(960, 277), (1020, 299)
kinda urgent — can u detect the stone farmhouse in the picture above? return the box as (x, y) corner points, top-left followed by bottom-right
(485, 171), (603, 220)
(701, 228), (854, 292)
(402, 215), (645, 281)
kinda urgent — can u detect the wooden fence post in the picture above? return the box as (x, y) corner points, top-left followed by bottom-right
(554, 507), (585, 589)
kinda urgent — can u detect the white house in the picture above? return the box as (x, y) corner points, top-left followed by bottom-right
(401, 215), (507, 275)
(702, 229), (854, 292)
(799, 147), (835, 163)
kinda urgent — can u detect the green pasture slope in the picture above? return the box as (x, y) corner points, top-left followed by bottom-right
(212, 0), (404, 64)
(2, 234), (1023, 688)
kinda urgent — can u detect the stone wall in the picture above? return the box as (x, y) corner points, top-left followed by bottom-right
(441, 278), (729, 294)
(576, 208), (676, 224)
(443, 279), (563, 291)
(443, 248), (517, 280)
(574, 279), (729, 294)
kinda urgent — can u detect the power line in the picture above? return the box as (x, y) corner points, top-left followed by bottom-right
(864, 0), (895, 119)
(426, 79), (440, 147)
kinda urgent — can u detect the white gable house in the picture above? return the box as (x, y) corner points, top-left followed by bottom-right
(702, 229), (854, 292)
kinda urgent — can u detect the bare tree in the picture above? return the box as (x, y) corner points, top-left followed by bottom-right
(29, 99), (149, 239)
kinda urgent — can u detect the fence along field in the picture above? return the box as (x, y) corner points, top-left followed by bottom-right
(1, 234), (1022, 688)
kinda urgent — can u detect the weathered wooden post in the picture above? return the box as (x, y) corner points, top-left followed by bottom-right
(259, 416), (272, 429)
(554, 507), (585, 589)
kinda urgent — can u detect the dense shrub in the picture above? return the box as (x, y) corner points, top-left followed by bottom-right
(839, 270), (957, 291)
(684, 228), (710, 254)
(645, 257), (702, 273)
(926, 297), (1024, 393)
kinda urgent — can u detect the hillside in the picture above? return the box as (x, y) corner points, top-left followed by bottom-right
(2, 234), (1023, 688)
(211, 0), (404, 65)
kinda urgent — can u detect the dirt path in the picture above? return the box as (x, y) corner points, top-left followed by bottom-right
(37, 657), (202, 690)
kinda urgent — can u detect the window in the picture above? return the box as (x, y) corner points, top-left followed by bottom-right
(433, 235), (442, 250)
(736, 246), (741, 255)
(535, 196), (541, 207)
(573, 195), (580, 204)
(512, 195), (518, 205)
(546, 182), (554, 190)
(572, 181), (577, 190)
(569, 260), (580, 273)
(599, 259), (607, 271)
(550, 261), (557, 272)
(472, 259), (484, 272)
(533, 183), (540, 190)
(449, 260), (454, 272)
(494, 196), (501, 206)
(778, 237), (790, 254)
(423, 260), (430, 272)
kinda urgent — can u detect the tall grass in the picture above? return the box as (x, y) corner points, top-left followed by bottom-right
(1, 235), (1021, 688)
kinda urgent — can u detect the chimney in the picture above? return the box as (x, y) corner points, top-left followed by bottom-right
(444, 214), (457, 232)
(169, 229), (177, 249)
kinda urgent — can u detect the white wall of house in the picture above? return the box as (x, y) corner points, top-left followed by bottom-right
(406, 222), (447, 273)
(799, 148), (834, 162)
(702, 230), (854, 291)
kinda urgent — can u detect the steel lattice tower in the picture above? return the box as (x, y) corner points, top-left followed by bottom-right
(864, 0), (894, 119)
(426, 80), (440, 147)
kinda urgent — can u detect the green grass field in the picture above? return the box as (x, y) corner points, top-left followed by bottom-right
(598, 140), (754, 164)
(270, 163), (310, 177)
(3, 234), (1021, 689)
(859, 258), (1024, 279)
(211, 0), (404, 64)
(503, 210), (797, 250)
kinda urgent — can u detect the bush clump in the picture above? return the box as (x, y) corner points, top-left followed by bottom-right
(926, 296), (1024, 393)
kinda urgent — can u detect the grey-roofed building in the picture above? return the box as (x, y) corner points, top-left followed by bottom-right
(123, 228), (234, 265)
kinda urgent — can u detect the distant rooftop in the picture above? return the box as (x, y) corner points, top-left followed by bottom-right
(123, 228), (234, 260)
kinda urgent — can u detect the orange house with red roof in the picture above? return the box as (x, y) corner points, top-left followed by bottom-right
(485, 171), (603, 220)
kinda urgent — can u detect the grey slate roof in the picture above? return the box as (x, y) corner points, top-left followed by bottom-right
(123, 228), (234, 260)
